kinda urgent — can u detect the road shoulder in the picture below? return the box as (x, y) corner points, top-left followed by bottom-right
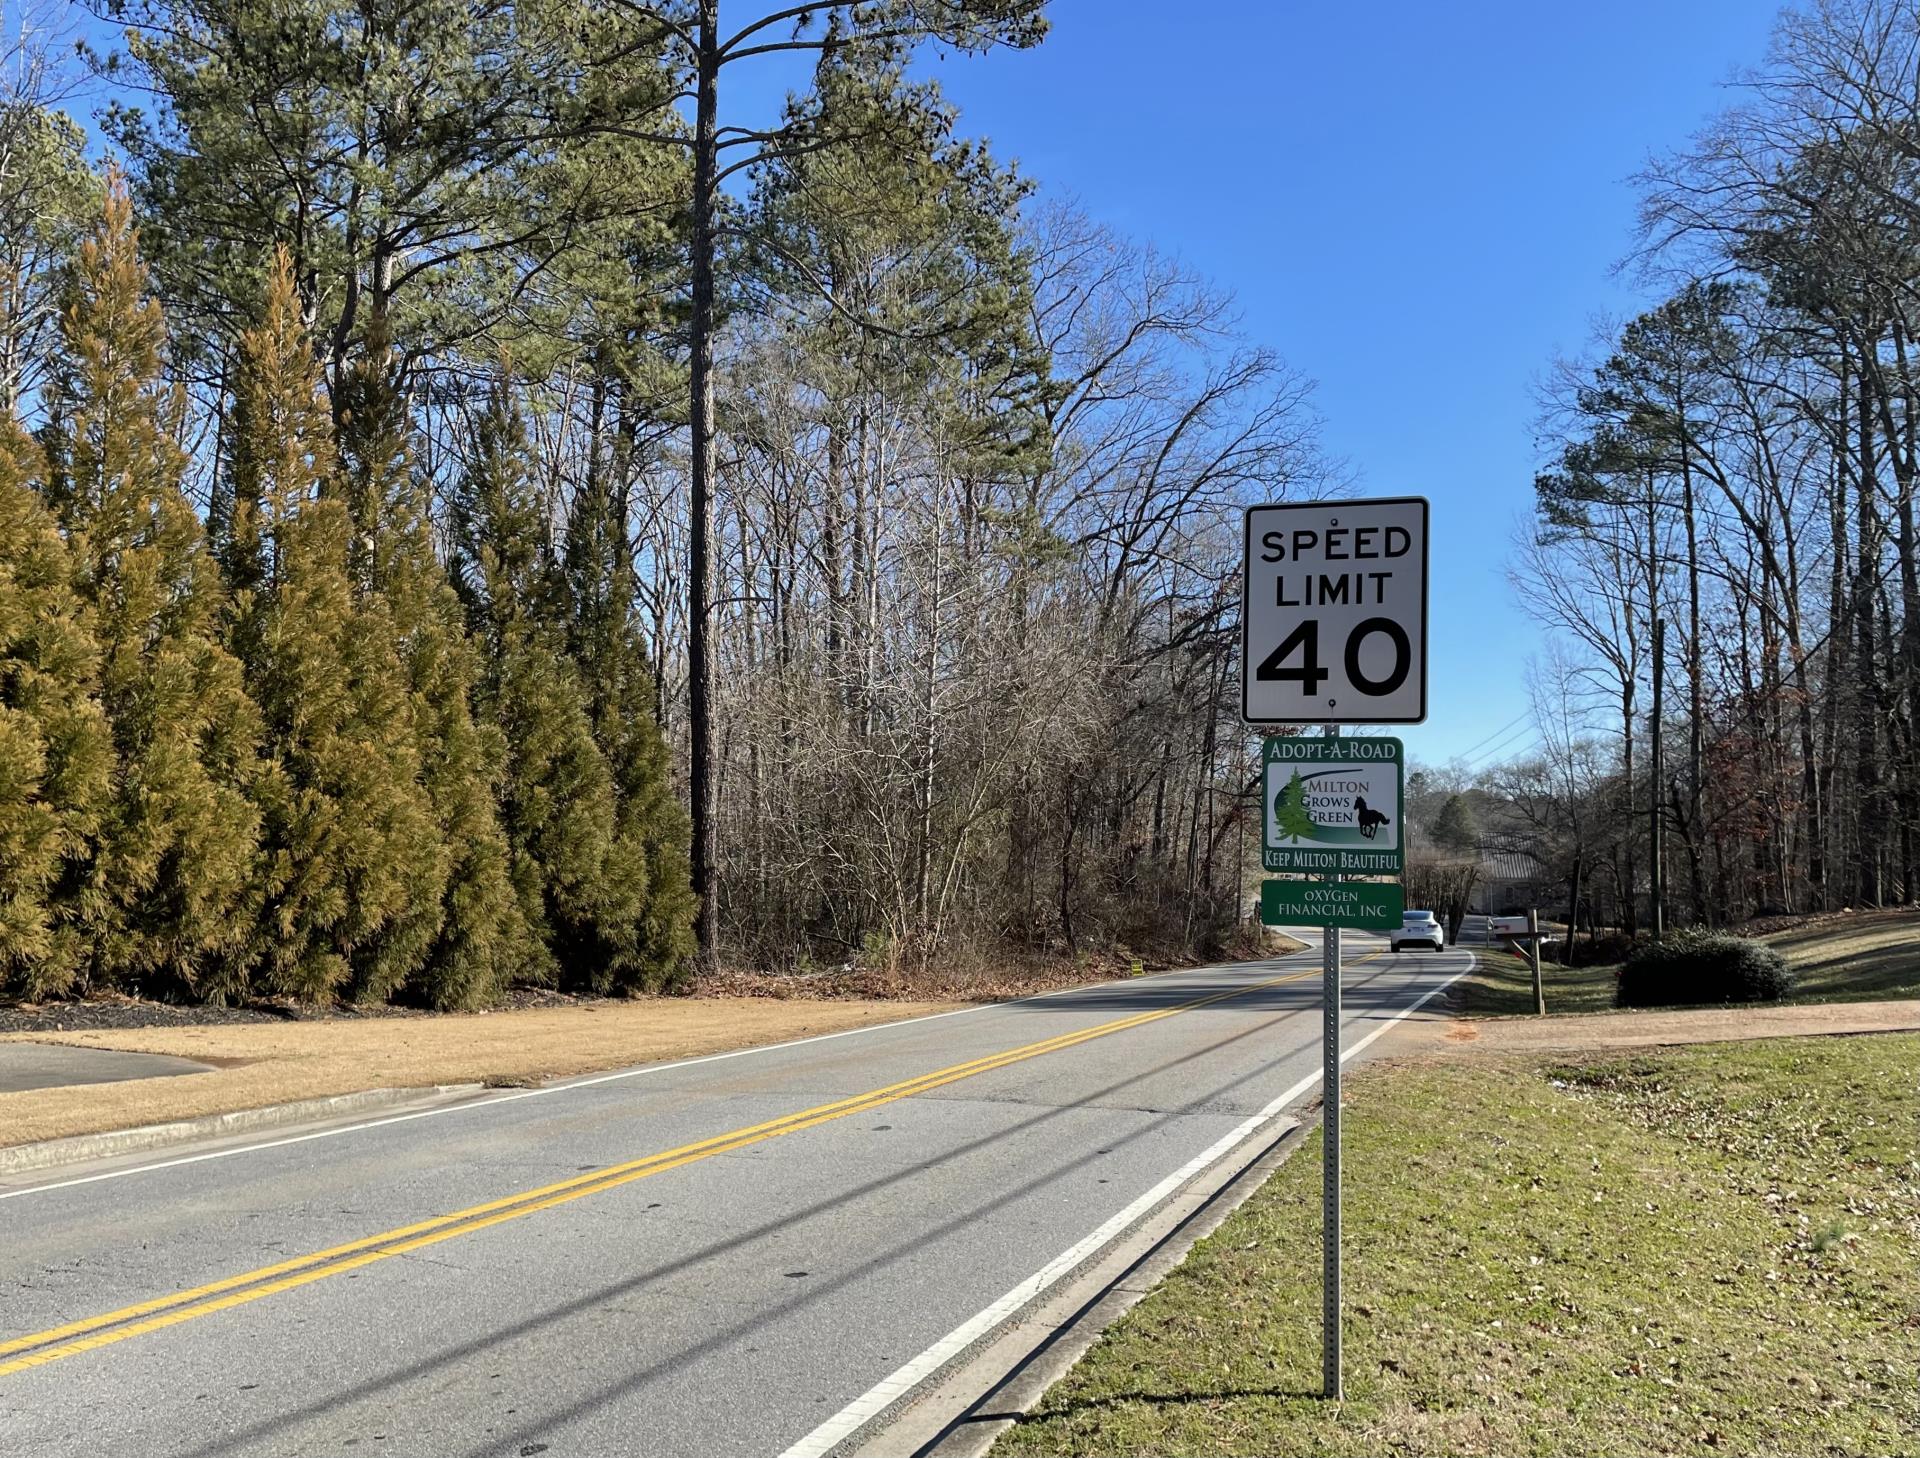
(0, 996), (964, 1154)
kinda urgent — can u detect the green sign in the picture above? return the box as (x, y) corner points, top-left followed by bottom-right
(1261, 878), (1404, 931)
(1263, 736), (1404, 875)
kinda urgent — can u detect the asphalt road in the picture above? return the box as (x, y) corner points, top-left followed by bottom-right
(0, 934), (1470, 1457)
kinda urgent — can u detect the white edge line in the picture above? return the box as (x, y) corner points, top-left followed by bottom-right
(0, 948), (1326, 1202)
(776, 951), (1473, 1458)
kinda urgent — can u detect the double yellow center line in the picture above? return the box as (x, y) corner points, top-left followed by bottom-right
(1, 956), (1362, 1378)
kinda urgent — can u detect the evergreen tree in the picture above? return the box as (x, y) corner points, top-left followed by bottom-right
(335, 326), (526, 1006)
(604, 675), (696, 990)
(0, 416), (111, 998)
(52, 183), (261, 998)
(454, 383), (645, 992)
(226, 251), (447, 1002)
(1430, 794), (1480, 854)
(749, 49), (1050, 481)
(99, 0), (679, 402)
(1274, 770), (1317, 843)
(558, 454), (693, 991)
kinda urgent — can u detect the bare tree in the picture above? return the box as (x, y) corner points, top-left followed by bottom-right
(0, 0), (95, 416)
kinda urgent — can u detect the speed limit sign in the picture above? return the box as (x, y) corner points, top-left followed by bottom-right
(1241, 497), (1428, 724)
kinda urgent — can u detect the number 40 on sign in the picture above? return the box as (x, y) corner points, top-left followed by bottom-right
(1241, 497), (1428, 725)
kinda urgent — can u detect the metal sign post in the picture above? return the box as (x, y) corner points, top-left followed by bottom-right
(1243, 497), (1428, 1406)
(1320, 721), (1343, 1401)
(1323, 915), (1342, 1400)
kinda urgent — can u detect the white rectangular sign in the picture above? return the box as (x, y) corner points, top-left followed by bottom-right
(1241, 497), (1428, 724)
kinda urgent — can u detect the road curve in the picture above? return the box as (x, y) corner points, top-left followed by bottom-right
(0, 935), (1469, 1457)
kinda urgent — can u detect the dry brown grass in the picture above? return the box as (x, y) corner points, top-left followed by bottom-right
(0, 996), (960, 1147)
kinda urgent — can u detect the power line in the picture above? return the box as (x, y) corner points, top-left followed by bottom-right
(1461, 722), (1538, 770)
(1467, 733), (1538, 770)
(1448, 710), (1530, 763)
(1458, 720), (1532, 767)
(1470, 735), (1546, 772)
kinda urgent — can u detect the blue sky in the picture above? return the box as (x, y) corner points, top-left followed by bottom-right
(871, 0), (1780, 768)
(69, 0), (1782, 767)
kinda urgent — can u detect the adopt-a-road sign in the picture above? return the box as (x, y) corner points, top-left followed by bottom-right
(1241, 496), (1428, 724)
(1263, 736), (1404, 874)
(1260, 878), (1404, 931)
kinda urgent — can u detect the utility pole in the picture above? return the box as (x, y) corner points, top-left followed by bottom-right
(1650, 616), (1666, 937)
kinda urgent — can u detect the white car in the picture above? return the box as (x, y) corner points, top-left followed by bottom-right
(1390, 910), (1445, 952)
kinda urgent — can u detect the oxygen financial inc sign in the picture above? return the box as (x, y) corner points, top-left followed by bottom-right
(1262, 735), (1404, 875)
(1260, 877), (1404, 932)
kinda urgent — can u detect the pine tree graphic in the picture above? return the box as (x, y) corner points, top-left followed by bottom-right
(1274, 770), (1318, 843)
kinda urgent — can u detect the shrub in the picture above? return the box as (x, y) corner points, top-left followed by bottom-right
(1614, 930), (1795, 1008)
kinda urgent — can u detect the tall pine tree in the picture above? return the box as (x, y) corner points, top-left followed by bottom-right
(334, 325), (526, 1006)
(0, 416), (111, 998)
(225, 251), (448, 1002)
(52, 182), (261, 999)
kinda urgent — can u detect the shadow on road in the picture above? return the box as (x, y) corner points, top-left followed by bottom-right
(181, 962), (1432, 1458)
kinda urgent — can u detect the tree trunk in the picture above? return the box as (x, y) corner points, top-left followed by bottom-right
(1058, 775), (1077, 951)
(1621, 676), (1637, 936)
(1651, 615), (1666, 935)
(1819, 392), (1849, 911)
(1678, 393), (1706, 923)
(687, 0), (721, 972)
(1563, 852), (1583, 966)
(1897, 445), (1920, 901)
(1856, 359), (1884, 907)
(915, 506), (941, 933)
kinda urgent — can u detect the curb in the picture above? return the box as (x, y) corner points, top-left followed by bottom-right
(0, 1084), (482, 1177)
(854, 1116), (1316, 1458)
(842, 956), (1470, 1458)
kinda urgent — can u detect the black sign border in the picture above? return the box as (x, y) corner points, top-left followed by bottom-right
(1240, 495), (1430, 726)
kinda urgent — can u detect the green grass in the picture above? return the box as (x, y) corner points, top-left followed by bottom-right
(994, 1034), (1920, 1458)
(1457, 954), (1620, 1017)
(1457, 909), (1920, 1017)
(1766, 913), (1920, 1004)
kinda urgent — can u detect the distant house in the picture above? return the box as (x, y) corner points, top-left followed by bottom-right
(1471, 843), (1554, 914)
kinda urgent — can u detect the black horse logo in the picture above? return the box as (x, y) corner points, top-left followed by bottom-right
(1354, 795), (1390, 840)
